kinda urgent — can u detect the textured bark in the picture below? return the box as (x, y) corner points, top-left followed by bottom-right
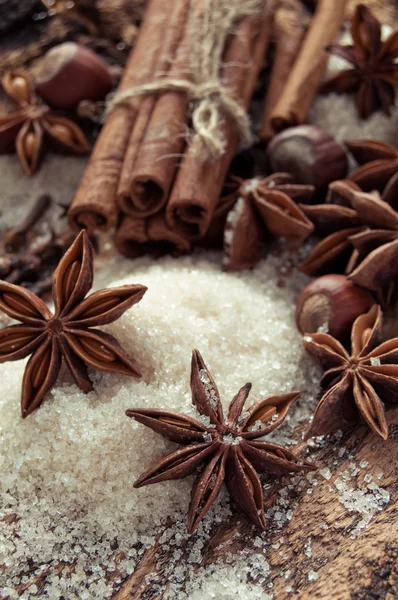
(111, 408), (398, 600)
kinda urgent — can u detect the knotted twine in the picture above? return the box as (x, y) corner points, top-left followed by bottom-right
(105, 0), (263, 161)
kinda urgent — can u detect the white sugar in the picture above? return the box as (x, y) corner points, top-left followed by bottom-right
(320, 468), (332, 481)
(0, 251), (319, 598)
(222, 434), (242, 445)
(334, 467), (390, 536)
(370, 357), (381, 367)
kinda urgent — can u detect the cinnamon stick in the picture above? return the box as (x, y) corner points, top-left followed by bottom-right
(68, 0), (171, 232)
(270, 0), (347, 132)
(260, 3), (309, 143)
(115, 212), (191, 257)
(165, 2), (275, 240)
(116, 0), (190, 218)
(114, 215), (148, 258)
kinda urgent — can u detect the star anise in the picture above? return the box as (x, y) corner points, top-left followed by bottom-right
(126, 349), (315, 533)
(0, 70), (90, 175)
(346, 139), (398, 207)
(300, 180), (363, 276)
(223, 174), (314, 271)
(319, 5), (398, 119)
(304, 305), (398, 440)
(347, 188), (398, 291)
(0, 230), (147, 417)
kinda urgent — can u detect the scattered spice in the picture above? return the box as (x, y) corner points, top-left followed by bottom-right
(126, 349), (315, 533)
(0, 230), (147, 417)
(0, 194), (78, 298)
(320, 5), (398, 119)
(304, 305), (398, 440)
(223, 174), (314, 271)
(346, 139), (398, 206)
(0, 70), (90, 175)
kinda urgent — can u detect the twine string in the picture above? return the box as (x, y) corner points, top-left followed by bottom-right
(105, 0), (262, 161)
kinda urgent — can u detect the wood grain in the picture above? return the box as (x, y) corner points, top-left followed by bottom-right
(109, 409), (398, 599)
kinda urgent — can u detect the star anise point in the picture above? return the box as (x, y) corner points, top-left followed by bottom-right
(304, 305), (398, 440)
(320, 5), (398, 119)
(0, 229), (147, 416)
(127, 350), (315, 532)
(0, 70), (90, 175)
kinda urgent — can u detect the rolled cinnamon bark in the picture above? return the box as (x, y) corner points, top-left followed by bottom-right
(115, 212), (191, 258)
(198, 182), (239, 248)
(166, 3), (275, 240)
(114, 215), (148, 258)
(260, 3), (309, 143)
(270, 0), (347, 132)
(117, 0), (190, 218)
(68, 0), (171, 233)
(148, 213), (191, 254)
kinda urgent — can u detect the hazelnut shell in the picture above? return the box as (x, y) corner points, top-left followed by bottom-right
(34, 42), (113, 110)
(296, 274), (374, 342)
(267, 125), (348, 192)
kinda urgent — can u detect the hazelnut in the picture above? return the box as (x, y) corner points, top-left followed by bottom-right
(296, 275), (374, 342)
(267, 125), (348, 192)
(33, 42), (113, 110)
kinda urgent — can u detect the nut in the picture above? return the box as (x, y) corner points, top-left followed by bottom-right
(33, 42), (113, 110)
(296, 274), (374, 342)
(267, 125), (348, 192)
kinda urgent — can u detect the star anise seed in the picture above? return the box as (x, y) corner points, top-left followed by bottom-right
(0, 229), (147, 417)
(223, 174), (314, 271)
(126, 349), (315, 533)
(320, 5), (398, 119)
(0, 70), (90, 176)
(304, 305), (398, 440)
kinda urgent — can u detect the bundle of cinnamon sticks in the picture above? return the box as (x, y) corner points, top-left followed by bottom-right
(68, 0), (348, 257)
(68, 0), (275, 255)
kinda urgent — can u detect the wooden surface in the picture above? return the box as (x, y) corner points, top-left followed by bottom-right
(110, 411), (398, 599)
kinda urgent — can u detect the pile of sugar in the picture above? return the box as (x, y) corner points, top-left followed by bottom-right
(1, 252), (320, 599)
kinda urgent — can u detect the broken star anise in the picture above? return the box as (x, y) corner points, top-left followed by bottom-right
(347, 187), (398, 291)
(300, 180), (363, 276)
(0, 70), (90, 175)
(346, 139), (398, 207)
(223, 174), (314, 271)
(304, 305), (398, 440)
(320, 5), (398, 119)
(0, 229), (147, 417)
(126, 349), (315, 533)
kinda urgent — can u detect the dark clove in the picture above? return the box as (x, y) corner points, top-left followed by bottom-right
(4, 194), (52, 252)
